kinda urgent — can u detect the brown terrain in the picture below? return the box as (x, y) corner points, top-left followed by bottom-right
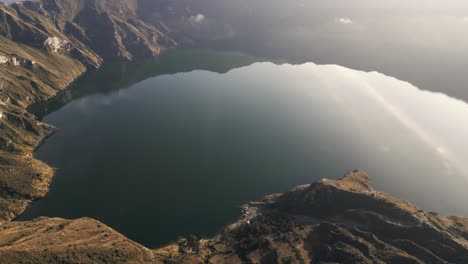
(0, 170), (467, 263)
(0, 0), (467, 263)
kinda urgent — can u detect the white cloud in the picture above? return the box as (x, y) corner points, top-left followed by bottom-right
(189, 13), (206, 24)
(336, 17), (353, 25)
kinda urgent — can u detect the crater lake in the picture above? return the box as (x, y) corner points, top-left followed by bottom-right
(19, 50), (468, 248)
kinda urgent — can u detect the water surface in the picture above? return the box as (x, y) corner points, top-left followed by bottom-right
(20, 50), (468, 247)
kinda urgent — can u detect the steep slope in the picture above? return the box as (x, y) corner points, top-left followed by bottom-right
(154, 170), (468, 263)
(0, 171), (467, 263)
(0, 0), (175, 221)
(1, 0), (175, 61)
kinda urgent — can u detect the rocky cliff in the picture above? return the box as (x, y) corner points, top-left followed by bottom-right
(1, 171), (467, 263)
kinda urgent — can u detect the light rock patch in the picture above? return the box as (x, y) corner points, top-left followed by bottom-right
(0, 53), (33, 67)
(44, 37), (74, 54)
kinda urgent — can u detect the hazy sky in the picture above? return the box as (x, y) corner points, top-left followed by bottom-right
(183, 0), (468, 103)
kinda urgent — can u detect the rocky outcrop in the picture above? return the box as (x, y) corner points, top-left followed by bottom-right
(0, 171), (466, 263)
(43, 36), (74, 54)
(0, 53), (34, 67)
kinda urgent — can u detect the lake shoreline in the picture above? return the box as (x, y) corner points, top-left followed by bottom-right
(2, 48), (182, 222)
(2, 170), (467, 263)
(0, 50), (465, 263)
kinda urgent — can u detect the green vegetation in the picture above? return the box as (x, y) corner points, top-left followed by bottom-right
(223, 214), (293, 259)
